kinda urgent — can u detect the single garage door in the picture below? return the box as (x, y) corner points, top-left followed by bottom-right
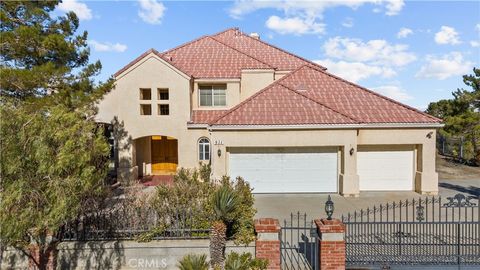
(229, 147), (338, 193)
(358, 147), (414, 191)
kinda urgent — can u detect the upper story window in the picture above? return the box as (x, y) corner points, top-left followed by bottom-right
(158, 88), (169, 100)
(140, 88), (151, 100)
(158, 104), (169, 115)
(198, 138), (210, 161)
(199, 85), (226, 107)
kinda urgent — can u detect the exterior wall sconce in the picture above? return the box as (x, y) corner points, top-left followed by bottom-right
(349, 148), (355, 156)
(325, 195), (334, 220)
(426, 132), (433, 139)
(217, 149), (222, 157)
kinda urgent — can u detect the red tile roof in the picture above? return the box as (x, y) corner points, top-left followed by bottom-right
(209, 66), (441, 126)
(161, 36), (272, 78)
(210, 82), (356, 125)
(211, 28), (325, 71)
(190, 110), (229, 124)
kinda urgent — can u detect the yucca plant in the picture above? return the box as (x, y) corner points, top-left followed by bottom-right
(209, 185), (239, 269)
(178, 254), (209, 270)
(225, 252), (268, 270)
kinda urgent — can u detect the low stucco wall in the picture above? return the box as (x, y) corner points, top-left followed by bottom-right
(0, 240), (254, 270)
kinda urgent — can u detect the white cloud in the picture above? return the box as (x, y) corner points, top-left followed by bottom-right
(471, 41), (480, 47)
(230, 0), (405, 18)
(314, 59), (395, 82)
(88, 40), (127, 53)
(138, 0), (165, 24)
(342, 17), (354, 28)
(323, 37), (416, 67)
(416, 52), (473, 80)
(229, 0), (403, 35)
(434, 26), (461, 45)
(57, 0), (92, 20)
(371, 85), (413, 102)
(476, 23), (480, 32)
(265, 16), (325, 35)
(397, 27), (413, 38)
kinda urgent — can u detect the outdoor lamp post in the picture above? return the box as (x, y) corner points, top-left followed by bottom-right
(325, 195), (334, 220)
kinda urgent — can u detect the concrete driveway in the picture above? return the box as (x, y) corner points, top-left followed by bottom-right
(253, 178), (480, 220)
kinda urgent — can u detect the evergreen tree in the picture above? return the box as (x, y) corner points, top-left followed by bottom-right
(426, 68), (480, 164)
(0, 1), (113, 269)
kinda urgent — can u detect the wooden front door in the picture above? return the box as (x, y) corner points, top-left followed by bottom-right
(151, 136), (178, 174)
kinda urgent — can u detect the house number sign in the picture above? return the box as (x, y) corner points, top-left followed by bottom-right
(214, 140), (224, 145)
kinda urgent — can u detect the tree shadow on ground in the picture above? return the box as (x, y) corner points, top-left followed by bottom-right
(439, 182), (480, 196)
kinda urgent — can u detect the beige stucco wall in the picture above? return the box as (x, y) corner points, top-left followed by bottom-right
(96, 53), (210, 180)
(240, 69), (275, 101)
(209, 128), (439, 196)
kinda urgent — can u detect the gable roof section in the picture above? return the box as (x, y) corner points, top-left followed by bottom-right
(160, 36), (272, 78)
(209, 65), (441, 126)
(279, 66), (441, 124)
(212, 28), (325, 71)
(210, 77), (356, 126)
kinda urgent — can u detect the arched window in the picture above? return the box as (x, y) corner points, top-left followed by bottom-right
(198, 138), (210, 161)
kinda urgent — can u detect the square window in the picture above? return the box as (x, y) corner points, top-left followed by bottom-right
(158, 104), (169, 115)
(140, 104), (151, 115)
(140, 88), (151, 100)
(158, 88), (169, 100)
(199, 85), (226, 106)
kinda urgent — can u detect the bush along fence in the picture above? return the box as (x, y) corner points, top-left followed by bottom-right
(437, 134), (479, 164)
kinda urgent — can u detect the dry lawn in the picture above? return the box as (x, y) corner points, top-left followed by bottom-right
(437, 154), (480, 180)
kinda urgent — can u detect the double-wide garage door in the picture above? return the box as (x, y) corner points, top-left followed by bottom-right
(229, 147), (338, 193)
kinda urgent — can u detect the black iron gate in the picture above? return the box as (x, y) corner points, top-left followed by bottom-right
(342, 193), (480, 268)
(280, 212), (319, 270)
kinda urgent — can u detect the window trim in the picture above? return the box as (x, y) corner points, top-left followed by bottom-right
(198, 137), (211, 161)
(198, 85), (226, 107)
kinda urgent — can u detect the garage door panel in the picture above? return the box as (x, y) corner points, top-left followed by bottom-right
(358, 149), (414, 191)
(229, 150), (337, 193)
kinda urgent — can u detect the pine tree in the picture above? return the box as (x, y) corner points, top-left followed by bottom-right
(0, 2), (113, 269)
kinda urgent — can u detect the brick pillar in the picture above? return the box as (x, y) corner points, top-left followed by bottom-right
(254, 218), (281, 270)
(315, 219), (346, 270)
(28, 234), (57, 270)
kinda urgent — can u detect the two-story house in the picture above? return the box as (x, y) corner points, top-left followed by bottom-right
(96, 28), (442, 196)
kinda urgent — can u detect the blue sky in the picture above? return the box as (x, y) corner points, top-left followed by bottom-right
(55, 0), (480, 110)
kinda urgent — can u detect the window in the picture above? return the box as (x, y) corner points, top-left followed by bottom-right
(198, 138), (210, 161)
(158, 88), (169, 100)
(140, 104), (152, 115)
(158, 104), (169, 115)
(140, 88), (151, 100)
(199, 85), (226, 106)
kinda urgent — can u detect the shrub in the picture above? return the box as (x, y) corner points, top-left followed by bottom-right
(178, 254), (209, 270)
(225, 252), (268, 270)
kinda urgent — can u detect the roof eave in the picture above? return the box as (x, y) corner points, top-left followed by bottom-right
(208, 123), (444, 131)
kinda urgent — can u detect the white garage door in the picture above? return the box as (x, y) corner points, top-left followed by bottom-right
(229, 148), (338, 193)
(358, 148), (414, 191)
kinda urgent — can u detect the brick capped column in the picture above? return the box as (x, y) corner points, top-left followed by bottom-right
(315, 219), (346, 270)
(255, 218), (281, 270)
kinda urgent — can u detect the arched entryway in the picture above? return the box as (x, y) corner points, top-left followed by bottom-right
(135, 135), (178, 176)
(150, 135), (178, 174)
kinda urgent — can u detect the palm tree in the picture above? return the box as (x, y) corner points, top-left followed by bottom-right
(178, 254), (209, 270)
(210, 185), (239, 269)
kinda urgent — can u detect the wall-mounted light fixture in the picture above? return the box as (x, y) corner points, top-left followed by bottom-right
(349, 148), (355, 156)
(426, 132), (433, 139)
(325, 195), (334, 220)
(217, 149), (222, 157)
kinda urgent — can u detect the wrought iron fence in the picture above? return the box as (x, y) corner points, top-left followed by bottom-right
(280, 212), (319, 270)
(57, 199), (211, 241)
(342, 194), (480, 267)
